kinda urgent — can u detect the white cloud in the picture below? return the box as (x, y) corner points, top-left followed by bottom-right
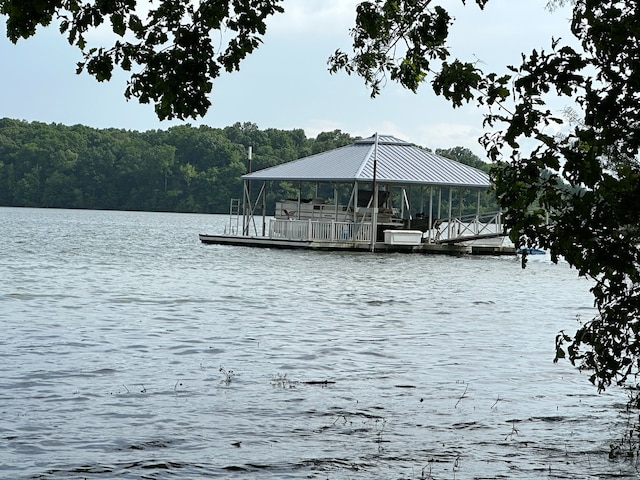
(413, 122), (485, 154)
(267, 0), (358, 39)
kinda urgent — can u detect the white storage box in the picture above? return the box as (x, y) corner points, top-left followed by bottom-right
(383, 230), (423, 245)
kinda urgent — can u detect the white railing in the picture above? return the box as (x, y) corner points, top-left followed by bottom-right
(270, 219), (373, 243)
(265, 213), (503, 244)
(436, 211), (504, 243)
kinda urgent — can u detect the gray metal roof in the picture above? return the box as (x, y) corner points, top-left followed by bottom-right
(243, 135), (490, 188)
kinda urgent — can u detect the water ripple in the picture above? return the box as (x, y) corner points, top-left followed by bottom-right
(0, 208), (636, 479)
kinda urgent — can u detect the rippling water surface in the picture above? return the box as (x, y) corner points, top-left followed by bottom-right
(1, 207), (637, 479)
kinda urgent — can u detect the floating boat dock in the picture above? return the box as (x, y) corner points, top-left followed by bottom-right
(199, 135), (516, 255)
(199, 214), (514, 255)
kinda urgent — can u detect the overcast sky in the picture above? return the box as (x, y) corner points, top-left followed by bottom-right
(0, 0), (575, 157)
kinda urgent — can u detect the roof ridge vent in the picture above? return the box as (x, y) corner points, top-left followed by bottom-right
(354, 135), (414, 147)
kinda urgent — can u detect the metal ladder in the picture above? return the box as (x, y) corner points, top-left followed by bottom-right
(228, 198), (240, 235)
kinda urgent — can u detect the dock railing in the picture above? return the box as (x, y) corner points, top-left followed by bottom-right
(270, 219), (373, 243)
(435, 211), (504, 243)
(268, 211), (503, 245)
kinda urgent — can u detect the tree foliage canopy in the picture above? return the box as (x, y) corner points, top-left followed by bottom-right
(1, 0), (284, 120)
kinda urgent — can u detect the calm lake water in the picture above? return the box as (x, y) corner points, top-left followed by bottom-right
(1, 207), (638, 479)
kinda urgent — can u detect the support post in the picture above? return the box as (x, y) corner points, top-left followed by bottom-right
(242, 179), (248, 235)
(354, 182), (359, 223)
(262, 181), (267, 236)
(428, 185), (433, 244)
(245, 146), (252, 235)
(448, 188), (453, 240)
(370, 133), (379, 252)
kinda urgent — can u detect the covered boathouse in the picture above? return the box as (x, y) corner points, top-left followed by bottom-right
(199, 135), (514, 254)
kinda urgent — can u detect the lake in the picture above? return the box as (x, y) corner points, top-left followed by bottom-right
(0, 207), (637, 479)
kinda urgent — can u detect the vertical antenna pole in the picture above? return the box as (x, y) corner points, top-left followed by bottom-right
(370, 133), (379, 252)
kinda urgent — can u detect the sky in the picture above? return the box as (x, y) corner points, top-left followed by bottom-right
(0, 0), (576, 157)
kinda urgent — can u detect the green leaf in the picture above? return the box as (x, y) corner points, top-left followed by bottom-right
(111, 13), (126, 37)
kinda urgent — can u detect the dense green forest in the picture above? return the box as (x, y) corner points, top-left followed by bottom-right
(0, 118), (492, 214)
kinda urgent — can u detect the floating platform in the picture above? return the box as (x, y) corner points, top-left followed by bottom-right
(198, 233), (516, 255)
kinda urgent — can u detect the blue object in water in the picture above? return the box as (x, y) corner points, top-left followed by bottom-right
(517, 247), (546, 255)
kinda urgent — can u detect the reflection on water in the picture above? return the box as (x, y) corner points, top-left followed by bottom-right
(0, 207), (637, 479)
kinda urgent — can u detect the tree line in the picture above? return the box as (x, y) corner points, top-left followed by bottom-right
(0, 118), (490, 214)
